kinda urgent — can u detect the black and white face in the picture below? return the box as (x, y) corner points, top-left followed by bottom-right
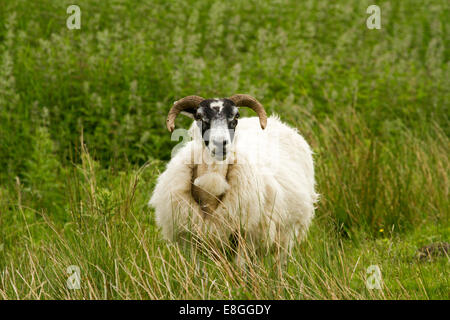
(182, 99), (239, 160)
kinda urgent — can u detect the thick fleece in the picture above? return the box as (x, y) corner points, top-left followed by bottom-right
(149, 115), (318, 251)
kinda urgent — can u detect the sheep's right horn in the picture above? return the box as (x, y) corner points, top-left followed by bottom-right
(166, 95), (204, 132)
(228, 94), (267, 129)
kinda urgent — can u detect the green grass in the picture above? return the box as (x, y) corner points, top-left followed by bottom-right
(0, 0), (448, 299)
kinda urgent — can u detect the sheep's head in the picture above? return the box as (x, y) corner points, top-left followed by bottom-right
(166, 94), (267, 161)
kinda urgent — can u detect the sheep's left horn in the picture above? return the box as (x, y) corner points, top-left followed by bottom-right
(166, 95), (204, 132)
(228, 94), (267, 129)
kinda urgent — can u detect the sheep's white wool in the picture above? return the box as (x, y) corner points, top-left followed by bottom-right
(149, 115), (318, 251)
(194, 172), (230, 196)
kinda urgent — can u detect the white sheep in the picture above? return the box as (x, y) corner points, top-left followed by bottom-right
(149, 94), (318, 260)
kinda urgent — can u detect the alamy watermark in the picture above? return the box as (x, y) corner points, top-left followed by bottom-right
(366, 5), (381, 29)
(366, 265), (382, 290)
(66, 5), (81, 30)
(66, 265), (81, 290)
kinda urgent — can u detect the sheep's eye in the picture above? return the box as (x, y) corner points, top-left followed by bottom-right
(229, 119), (238, 129)
(194, 113), (202, 121)
(235, 113), (240, 119)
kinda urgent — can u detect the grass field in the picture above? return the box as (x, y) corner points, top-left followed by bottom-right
(0, 0), (448, 299)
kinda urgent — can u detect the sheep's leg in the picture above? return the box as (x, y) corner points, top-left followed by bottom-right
(231, 232), (246, 267)
(272, 227), (296, 274)
(233, 231), (258, 276)
(277, 240), (292, 270)
(234, 236), (252, 284)
(235, 250), (247, 269)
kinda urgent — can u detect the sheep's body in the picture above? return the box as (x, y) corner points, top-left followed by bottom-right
(149, 115), (317, 254)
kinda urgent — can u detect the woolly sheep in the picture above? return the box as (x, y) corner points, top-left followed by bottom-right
(149, 94), (318, 260)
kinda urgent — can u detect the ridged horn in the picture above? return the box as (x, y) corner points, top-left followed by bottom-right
(228, 94), (267, 129)
(166, 95), (204, 132)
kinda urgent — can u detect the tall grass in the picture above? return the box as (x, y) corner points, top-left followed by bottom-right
(0, 0), (448, 299)
(0, 113), (447, 299)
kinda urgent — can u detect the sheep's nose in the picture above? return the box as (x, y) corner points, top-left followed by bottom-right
(212, 139), (228, 148)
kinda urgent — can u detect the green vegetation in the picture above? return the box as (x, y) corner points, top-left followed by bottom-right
(0, 0), (448, 299)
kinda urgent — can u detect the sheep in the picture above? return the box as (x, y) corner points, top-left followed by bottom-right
(149, 94), (318, 261)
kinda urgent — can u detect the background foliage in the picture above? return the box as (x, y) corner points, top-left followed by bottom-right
(0, 0), (448, 299)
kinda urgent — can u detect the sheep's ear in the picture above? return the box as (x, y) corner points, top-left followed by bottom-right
(180, 108), (197, 119)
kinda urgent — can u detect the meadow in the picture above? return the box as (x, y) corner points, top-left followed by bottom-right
(0, 0), (448, 299)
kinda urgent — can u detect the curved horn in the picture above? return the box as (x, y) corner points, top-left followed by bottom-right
(228, 94), (267, 129)
(166, 95), (204, 132)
